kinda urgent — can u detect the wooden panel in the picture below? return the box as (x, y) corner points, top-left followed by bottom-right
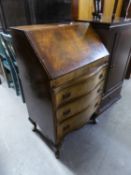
(79, 0), (94, 19)
(53, 65), (107, 107)
(89, 17), (131, 114)
(57, 96), (101, 144)
(103, 0), (114, 17)
(72, 0), (79, 19)
(78, 0), (123, 20)
(56, 81), (104, 123)
(11, 30), (56, 143)
(115, 0), (124, 17)
(105, 29), (131, 92)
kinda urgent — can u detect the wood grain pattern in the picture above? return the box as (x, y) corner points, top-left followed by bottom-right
(57, 96), (101, 143)
(53, 65), (107, 107)
(56, 81), (104, 123)
(50, 57), (108, 88)
(12, 23), (108, 79)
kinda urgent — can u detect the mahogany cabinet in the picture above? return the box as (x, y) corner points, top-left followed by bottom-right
(0, 0), (72, 31)
(82, 17), (131, 112)
(11, 23), (109, 157)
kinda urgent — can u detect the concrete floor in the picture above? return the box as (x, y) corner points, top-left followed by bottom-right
(0, 78), (131, 175)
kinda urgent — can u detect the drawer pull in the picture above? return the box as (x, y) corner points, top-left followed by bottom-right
(99, 73), (103, 79)
(63, 125), (70, 132)
(62, 92), (71, 100)
(63, 109), (71, 116)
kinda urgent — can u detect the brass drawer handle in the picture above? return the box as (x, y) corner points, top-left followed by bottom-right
(63, 125), (70, 132)
(62, 92), (71, 100)
(99, 73), (103, 79)
(63, 109), (71, 116)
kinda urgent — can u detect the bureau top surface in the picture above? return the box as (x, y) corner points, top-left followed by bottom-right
(12, 22), (109, 79)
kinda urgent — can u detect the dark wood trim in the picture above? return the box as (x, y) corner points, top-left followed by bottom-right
(72, 0), (79, 20)
(101, 0), (105, 13)
(112, 0), (119, 20)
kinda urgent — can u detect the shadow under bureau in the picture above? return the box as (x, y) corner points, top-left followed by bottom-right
(11, 22), (109, 158)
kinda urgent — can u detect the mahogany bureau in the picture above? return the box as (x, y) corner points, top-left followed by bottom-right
(11, 23), (109, 158)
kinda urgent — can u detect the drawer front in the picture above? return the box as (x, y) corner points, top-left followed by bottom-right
(56, 81), (104, 123)
(53, 66), (107, 107)
(56, 97), (101, 143)
(51, 57), (108, 88)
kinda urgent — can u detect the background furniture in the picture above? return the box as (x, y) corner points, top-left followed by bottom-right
(83, 17), (131, 113)
(75, 0), (123, 20)
(0, 33), (20, 94)
(0, 33), (14, 87)
(12, 23), (109, 158)
(0, 32), (25, 101)
(0, 0), (73, 32)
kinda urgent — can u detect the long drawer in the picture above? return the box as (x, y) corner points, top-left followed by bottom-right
(56, 81), (104, 123)
(53, 65), (107, 107)
(50, 57), (108, 88)
(56, 96), (101, 143)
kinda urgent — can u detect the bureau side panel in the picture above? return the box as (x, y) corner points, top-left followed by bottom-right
(12, 30), (56, 143)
